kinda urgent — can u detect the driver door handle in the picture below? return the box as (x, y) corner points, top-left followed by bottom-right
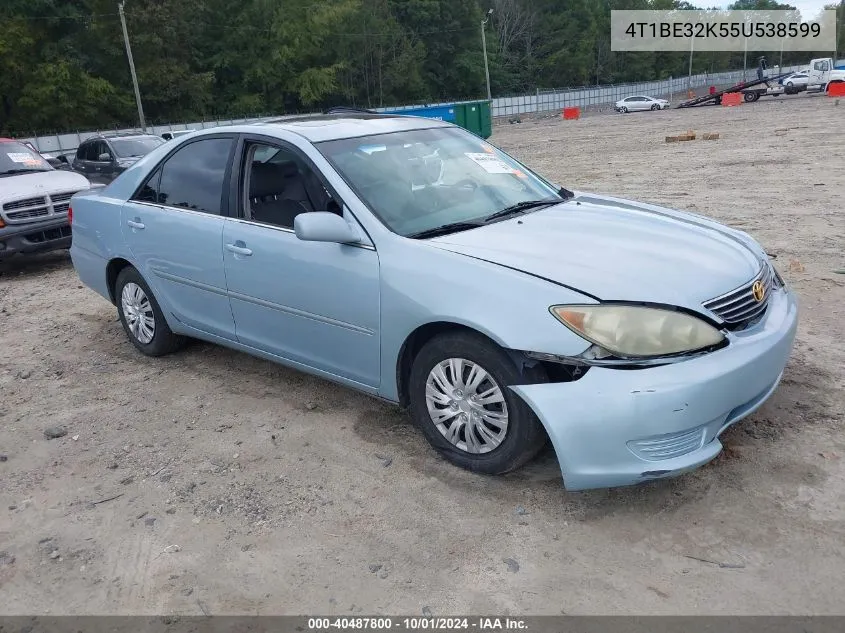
(127, 219), (145, 230)
(225, 242), (253, 256)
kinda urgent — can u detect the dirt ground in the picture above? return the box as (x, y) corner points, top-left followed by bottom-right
(1, 94), (843, 616)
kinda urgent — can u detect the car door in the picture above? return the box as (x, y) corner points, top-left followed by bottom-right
(84, 140), (112, 184)
(72, 141), (92, 177)
(121, 134), (238, 341)
(808, 59), (829, 87)
(221, 134), (381, 389)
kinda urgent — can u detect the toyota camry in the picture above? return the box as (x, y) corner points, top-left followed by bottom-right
(68, 112), (797, 490)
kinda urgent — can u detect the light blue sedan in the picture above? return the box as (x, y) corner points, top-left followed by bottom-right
(68, 113), (798, 490)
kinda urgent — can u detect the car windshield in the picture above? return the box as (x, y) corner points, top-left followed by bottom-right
(110, 137), (164, 158)
(0, 141), (53, 176)
(317, 127), (562, 236)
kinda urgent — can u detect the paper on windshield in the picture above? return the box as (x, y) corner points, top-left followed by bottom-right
(7, 153), (40, 164)
(464, 152), (515, 174)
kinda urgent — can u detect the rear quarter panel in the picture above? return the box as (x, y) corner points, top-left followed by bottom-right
(69, 189), (132, 302)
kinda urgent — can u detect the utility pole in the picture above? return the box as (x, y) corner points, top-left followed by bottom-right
(481, 8), (493, 101)
(743, 38), (748, 82)
(687, 35), (693, 95)
(118, 1), (146, 132)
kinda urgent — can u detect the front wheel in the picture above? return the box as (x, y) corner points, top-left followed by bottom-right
(651, 104), (659, 111)
(115, 267), (185, 356)
(621, 106), (629, 113)
(408, 332), (548, 475)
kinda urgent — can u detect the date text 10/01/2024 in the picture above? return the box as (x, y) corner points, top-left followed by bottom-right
(308, 618), (528, 630)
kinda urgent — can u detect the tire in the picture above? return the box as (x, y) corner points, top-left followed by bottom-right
(651, 104), (659, 110)
(621, 106), (629, 113)
(408, 331), (548, 475)
(744, 92), (759, 102)
(115, 266), (185, 357)
(786, 81), (793, 88)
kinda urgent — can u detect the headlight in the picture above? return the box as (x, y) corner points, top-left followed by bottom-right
(550, 305), (725, 358)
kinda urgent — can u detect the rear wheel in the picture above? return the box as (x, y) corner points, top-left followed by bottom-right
(115, 267), (185, 356)
(744, 92), (759, 102)
(408, 332), (548, 475)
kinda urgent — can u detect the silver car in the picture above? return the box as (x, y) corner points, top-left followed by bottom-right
(69, 113), (797, 491)
(615, 95), (670, 112)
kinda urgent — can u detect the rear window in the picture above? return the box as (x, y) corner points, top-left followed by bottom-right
(0, 142), (53, 176)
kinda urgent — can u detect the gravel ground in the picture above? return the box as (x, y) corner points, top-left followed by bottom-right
(1, 93), (843, 615)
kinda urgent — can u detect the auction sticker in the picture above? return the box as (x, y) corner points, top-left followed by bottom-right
(465, 153), (514, 174)
(7, 152), (39, 163)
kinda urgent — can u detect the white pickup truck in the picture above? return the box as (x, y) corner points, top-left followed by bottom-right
(0, 138), (91, 260)
(806, 57), (845, 93)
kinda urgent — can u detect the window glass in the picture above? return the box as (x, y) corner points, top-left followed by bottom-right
(156, 138), (233, 214)
(243, 142), (335, 228)
(80, 142), (97, 161)
(317, 127), (560, 237)
(110, 136), (164, 158)
(0, 141), (53, 174)
(95, 141), (111, 161)
(133, 168), (161, 203)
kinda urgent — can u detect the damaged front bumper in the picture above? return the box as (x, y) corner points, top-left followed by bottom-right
(511, 286), (798, 491)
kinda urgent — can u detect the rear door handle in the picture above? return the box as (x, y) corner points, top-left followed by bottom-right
(127, 219), (145, 230)
(225, 242), (253, 256)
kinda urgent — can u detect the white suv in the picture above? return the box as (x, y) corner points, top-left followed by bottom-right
(0, 138), (91, 260)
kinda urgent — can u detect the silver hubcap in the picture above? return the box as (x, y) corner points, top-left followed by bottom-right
(425, 358), (509, 454)
(121, 282), (155, 344)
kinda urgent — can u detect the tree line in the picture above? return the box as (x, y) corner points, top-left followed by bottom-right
(1, 0), (842, 135)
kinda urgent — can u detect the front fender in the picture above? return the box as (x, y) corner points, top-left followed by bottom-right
(377, 236), (594, 401)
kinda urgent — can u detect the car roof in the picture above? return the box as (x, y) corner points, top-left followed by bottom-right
(89, 133), (160, 141)
(224, 113), (452, 143)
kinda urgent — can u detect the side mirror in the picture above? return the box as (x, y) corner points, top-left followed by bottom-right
(294, 212), (362, 245)
(98, 152), (112, 162)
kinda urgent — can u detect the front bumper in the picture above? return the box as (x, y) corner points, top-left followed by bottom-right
(511, 286), (798, 491)
(0, 217), (72, 258)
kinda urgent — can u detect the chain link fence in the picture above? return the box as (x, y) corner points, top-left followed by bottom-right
(20, 62), (820, 158)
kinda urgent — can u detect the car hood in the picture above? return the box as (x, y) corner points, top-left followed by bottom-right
(427, 193), (763, 311)
(1, 170), (90, 200)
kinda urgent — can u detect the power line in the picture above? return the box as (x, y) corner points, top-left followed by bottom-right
(1, 12), (119, 21)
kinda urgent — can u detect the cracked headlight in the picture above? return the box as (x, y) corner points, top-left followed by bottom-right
(551, 305), (725, 358)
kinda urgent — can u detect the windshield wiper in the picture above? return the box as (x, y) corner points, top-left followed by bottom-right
(0, 168), (49, 176)
(406, 221), (485, 239)
(482, 198), (561, 223)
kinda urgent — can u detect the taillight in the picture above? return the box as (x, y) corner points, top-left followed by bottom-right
(68, 205), (73, 224)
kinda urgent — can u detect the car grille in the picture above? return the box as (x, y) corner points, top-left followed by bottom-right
(628, 426), (706, 461)
(3, 196), (46, 211)
(2, 191), (80, 224)
(50, 191), (75, 203)
(24, 225), (72, 243)
(702, 264), (774, 329)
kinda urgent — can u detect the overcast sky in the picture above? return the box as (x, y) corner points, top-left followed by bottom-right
(716, 1), (831, 19)
(784, 0), (831, 19)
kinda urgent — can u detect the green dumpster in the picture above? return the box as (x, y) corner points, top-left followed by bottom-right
(380, 100), (492, 138)
(454, 100), (492, 139)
